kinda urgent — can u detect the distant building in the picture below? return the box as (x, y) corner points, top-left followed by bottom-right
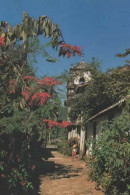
(84, 95), (130, 156)
(65, 60), (130, 157)
(65, 59), (92, 155)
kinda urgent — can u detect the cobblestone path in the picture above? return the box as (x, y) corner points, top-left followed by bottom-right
(39, 149), (104, 195)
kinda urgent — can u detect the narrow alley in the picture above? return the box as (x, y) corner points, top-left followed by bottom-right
(39, 146), (104, 195)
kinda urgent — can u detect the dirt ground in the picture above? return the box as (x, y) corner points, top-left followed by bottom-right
(39, 148), (104, 195)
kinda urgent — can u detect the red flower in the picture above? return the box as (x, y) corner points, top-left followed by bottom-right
(21, 181), (26, 186)
(9, 80), (17, 94)
(39, 77), (62, 86)
(0, 37), (5, 47)
(42, 119), (75, 128)
(67, 51), (71, 58)
(23, 76), (62, 86)
(122, 137), (127, 142)
(32, 165), (36, 170)
(23, 76), (38, 81)
(9, 80), (16, 85)
(1, 174), (5, 178)
(25, 86), (32, 90)
(21, 87), (34, 101)
(61, 121), (75, 128)
(28, 92), (51, 106)
(42, 119), (61, 128)
(60, 44), (82, 58)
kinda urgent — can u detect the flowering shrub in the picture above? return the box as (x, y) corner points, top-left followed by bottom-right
(22, 90), (51, 106)
(0, 131), (43, 194)
(87, 113), (130, 195)
(0, 13), (80, 194)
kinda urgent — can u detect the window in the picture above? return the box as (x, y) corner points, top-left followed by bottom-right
(79, 77), (85, 84)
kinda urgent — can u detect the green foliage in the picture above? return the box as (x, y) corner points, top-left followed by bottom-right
(0, 12), (64, 50)
(69, 63), (130, 121)
(87, 112), (130, 194)
(0, 43), (64, 193)
(0, 10), (73, 193)
(116, 48), (130, 65)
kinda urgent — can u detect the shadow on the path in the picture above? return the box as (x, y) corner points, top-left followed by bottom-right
(42, 147), (56, 160)
(39, 147), (83, 181)
(32, 147), (82, 194)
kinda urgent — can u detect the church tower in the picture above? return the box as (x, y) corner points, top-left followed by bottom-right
(65, 59), (92, 155)
(67, 58), (91, 100)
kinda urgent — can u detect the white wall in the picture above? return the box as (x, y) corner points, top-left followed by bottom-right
(74, 71), (91, 84)
(68, 127), (80, 140)
(85, 109), (122, 155)
(80, 127), (86, 154)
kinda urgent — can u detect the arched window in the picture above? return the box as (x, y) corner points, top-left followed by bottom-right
(79, 77), (85, 84)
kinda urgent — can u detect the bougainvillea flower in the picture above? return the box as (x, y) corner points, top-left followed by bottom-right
(9, 80), (16, 85)
(23, 76), (38, 81)
(60, 44), (71, 48)
(1, 174), (5, 178)
(21, 181), (26, 186)
(60, 44), (82, 58)
(0, 37), (5, 47)
(22, 87), (34, 101)
(42, 119), (75, 128)
(22, 91), (30, 101)
(32, 165), (36, 170)
(39, 77), (62, 86)
(23, 76), (62, 86)
(9, 80), (17, 94)
(25, 86), (32, 90)
(61, 121), (75, 128)
(42, 119), (61, 128)
(29, 92), (51, 106)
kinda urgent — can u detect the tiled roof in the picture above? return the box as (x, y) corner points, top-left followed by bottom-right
(84, 95), (130, 123)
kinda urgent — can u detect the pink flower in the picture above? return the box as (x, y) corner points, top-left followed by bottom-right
(1, 174), (5, 178)
(21, 181), (26, 186)
(32, 165), (36, 170)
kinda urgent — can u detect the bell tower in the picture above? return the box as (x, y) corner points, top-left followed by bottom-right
(65, 58), (92, 155)
(67, 58), (91, 101)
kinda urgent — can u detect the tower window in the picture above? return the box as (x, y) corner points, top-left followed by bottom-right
(79, 77), (85, 84)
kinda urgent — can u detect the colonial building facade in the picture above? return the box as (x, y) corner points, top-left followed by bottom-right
(65, 60), (130, 156)
(65, 59), (92, 155)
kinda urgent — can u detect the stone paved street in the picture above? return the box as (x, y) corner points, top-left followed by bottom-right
(39, 149), (104, 195)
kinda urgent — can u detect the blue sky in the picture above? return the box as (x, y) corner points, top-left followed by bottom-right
(0, 0), (130, 76)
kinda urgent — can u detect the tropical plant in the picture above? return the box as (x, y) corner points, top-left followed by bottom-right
(87, 112), (130, 195)
(0, 12), (80, 194)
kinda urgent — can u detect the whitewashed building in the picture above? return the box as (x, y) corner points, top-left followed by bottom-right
(65, 59), (92, 155)
(65, 59), (130, 157)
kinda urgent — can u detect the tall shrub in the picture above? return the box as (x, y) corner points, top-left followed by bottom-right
(88, 112), (130, 194)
